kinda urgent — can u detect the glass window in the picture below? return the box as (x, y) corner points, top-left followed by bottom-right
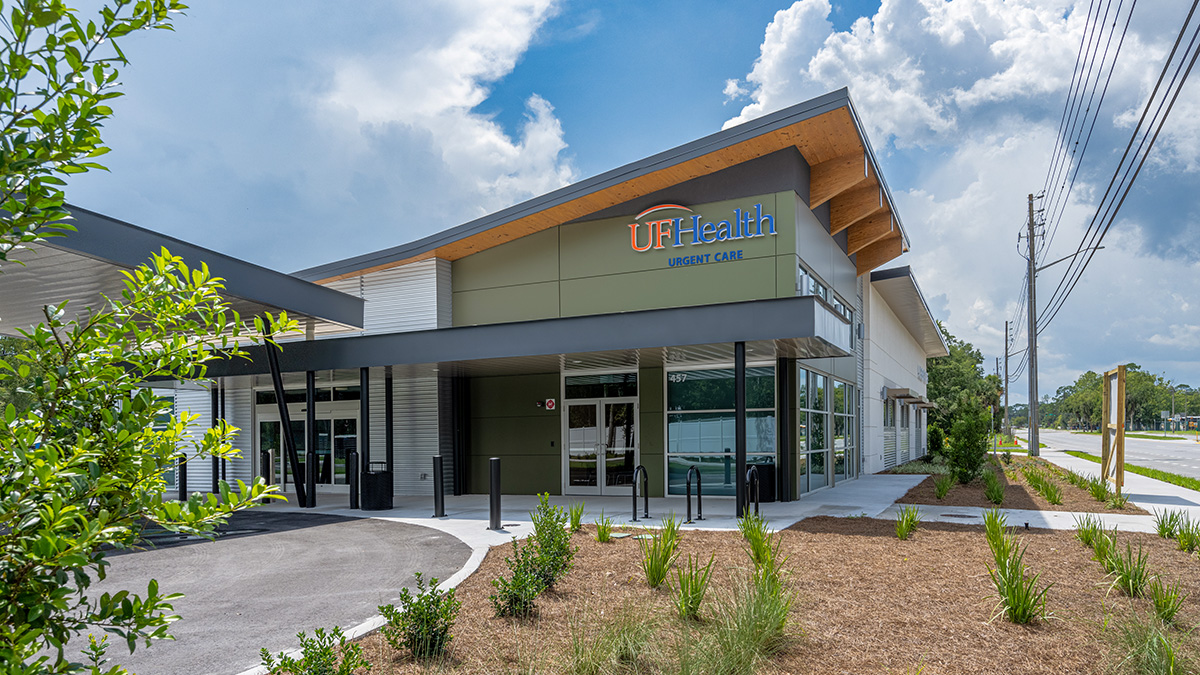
(667, 367), (774, 411)
(796, 367), (808, 408)
(332, 386), (360, 401)
(565, 372), (637, 399)
(812, 373), (827, 412)
(834, 381), (846, 414)
(667, 454), (775, 497)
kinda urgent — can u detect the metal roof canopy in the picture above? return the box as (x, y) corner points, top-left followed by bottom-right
(0, 205), (364, 337)
(196, 295), (852, 379)
(870, 266), (949, 358)
(295, 87), (910, 283)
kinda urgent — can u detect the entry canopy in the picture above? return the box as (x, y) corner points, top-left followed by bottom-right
(0, 205), (364, 337)
(199, 295), (852, 379)
(871, 266), (949, 358)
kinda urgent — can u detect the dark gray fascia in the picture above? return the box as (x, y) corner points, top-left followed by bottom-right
(57, 204), (364, 328)
(293, 88), (900, 282)
(200, 295), (848, 377)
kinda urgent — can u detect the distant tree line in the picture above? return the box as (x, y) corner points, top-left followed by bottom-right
(1008, 365), (1198, 432)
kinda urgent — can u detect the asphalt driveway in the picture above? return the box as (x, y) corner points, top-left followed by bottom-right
(82, 511), (471, 675)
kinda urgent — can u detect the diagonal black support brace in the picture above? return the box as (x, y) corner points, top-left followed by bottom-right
(265, 340), (307, 508)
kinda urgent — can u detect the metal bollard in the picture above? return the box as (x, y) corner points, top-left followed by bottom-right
(433, 455), (446, 517)
(488, 457), (501, 530)
(632, 464), (649, 521)
(348, 450), (359, 510)
(685, 465), (703, 523)
(177, 452), (188, 501)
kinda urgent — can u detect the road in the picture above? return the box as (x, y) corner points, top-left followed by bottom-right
(81, 511), (470, 675)
(1025, 427), (1200, 480)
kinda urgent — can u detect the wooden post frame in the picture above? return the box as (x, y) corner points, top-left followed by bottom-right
(1100, 365), (1127, 491)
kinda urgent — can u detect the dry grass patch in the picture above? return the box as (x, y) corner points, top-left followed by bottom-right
(353, 518), (1200, 674)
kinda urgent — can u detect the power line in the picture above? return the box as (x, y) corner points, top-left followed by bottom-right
(1038, 0), (1200, 333)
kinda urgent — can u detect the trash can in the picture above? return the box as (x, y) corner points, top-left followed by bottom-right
(361, 461), (393, 511)
(750, 462), (777, 503)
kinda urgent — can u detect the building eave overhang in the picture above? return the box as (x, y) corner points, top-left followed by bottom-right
(870, 266), (949, 359)
(0, 205), (364, 337)
(295, 88), (910, 283)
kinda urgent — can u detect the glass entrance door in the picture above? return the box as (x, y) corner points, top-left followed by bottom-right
(564, 398), (638, 495)
(258, 416), (357, 490)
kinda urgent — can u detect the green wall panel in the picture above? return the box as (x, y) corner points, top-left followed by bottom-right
(639, 366), (664, 497)
(468, 373), (561, 495)
(453, 282), (559, 326)
(452, 228), (559, 291)
(470, 373), (559, 418)
(468, 455), (560, 495)
(559, 257), (779, 317)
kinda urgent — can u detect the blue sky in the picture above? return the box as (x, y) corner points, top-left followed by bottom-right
(61, 0), (1200, 403)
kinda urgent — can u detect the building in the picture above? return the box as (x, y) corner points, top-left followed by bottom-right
(0, 89), (947, 510)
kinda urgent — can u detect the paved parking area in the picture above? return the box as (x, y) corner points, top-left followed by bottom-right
(85, 511), (470, 675)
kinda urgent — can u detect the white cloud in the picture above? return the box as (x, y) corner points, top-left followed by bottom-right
(724, 0), (1200, 399)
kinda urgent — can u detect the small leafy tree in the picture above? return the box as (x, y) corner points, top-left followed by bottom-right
(529, 492), (576, 588)
(927, 425), (945, 461)
(948, 395), (989, 484)
(1, 251), (293, 673)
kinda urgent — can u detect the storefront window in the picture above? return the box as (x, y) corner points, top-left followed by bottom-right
(565, 372), (638, 399)
(666, 366), (775, 496)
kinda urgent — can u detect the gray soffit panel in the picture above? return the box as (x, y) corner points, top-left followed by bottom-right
(0, 205), (364, 336)
(198, 296), (851, 378)
(294, 87), (907, 281)
(870, 266), (949, 358)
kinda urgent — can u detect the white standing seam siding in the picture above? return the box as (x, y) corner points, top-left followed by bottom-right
(391, 374), (441, 495)
(899, 410), (910, 463)
(856, 275), (865, 478)
(174, 386), (212, 488)
(318, 258), (446, 337)
(437, 375), (455, 493)
(225, 386), (254, 485)
(368, 367), (388, 474)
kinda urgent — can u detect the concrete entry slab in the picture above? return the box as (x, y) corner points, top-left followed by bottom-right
(83, 511), (470, 675)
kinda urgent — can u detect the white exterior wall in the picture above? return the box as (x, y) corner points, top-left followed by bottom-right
(319, 258), (451, 336)
(174, 383), (255, 491)
(862, 284), (930, 475)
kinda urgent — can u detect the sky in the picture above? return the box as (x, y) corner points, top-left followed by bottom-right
(61, 0), (1200, 405)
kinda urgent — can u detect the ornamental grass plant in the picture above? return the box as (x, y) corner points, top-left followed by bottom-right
(895, 505), (921, 541)
(1105, 542), (1151, 598)
(1148, 575), (1187, 624)
(638, 525), (681, 589)
(674, 553), (715, 621)
(987, 542), (1053, 624)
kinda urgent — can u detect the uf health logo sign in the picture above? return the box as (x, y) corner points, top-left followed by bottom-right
(627, 203), (775, 253)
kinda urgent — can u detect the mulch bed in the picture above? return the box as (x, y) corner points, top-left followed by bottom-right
(352, 517), (1198, 674)
(895, 455), (1147, 515)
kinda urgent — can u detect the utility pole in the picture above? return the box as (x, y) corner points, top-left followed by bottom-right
(1025, 193), (1041, 457)
(1004, 320), (1011, 439)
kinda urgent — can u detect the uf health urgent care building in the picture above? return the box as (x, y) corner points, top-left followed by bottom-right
(0, 89), (947, 509)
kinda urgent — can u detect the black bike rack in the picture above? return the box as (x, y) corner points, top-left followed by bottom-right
(685, 465), (704, 523)
(632, 464), (649, 522)
(745, 465), (761, 516)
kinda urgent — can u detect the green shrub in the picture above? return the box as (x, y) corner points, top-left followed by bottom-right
(568, 611), (655, 675)
(530, 493), (577, 589)
(1153, 510), (1183, 540)
(1111, 611), (1193, 675)
(983, 470), (1005, 505)
(1002, 449), (1012, 464)
(489, 538), (546, 617)
(895, 506), (921, 541)
(928, 425), (945, 461)
(260, 626), (370, 675)
(1148, 575), (1187, 624)
(1088, 476), (1112, 502)
(987, 542), (1053, 624)
(1176, 515), (1200, 554)
(595, 512), (614, 543)
(638, 526), (680, 589)
(674, 554), (715, 620)
(378, 572), (461, 660)
(1106, 543), (1151, 598)
(948, 397), (990, 484)
(891, 460), (950, 475)
(1073, 513), (1103, 548)
(568, 502), (585, 533)
(934, 473), (954, 499)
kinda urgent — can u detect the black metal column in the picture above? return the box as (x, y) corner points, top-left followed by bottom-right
(776, 357), (792, 502)
(354, 367), (370, 509)
(305, 371), (317, 508)
(265, 343), (306, 508)
(453, 375), (469, 496)
(211, 383), (220, 494)
(735, 341), (747, 517)
(219, 381), (227, 482)
(385, 366), (394, 476)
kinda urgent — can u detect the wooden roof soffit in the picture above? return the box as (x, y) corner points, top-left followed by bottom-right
(830, 183), (887, 236)
(846, 212), (893, 256)
(809, 151), (870, 209)
(856, 231), (904, 277)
